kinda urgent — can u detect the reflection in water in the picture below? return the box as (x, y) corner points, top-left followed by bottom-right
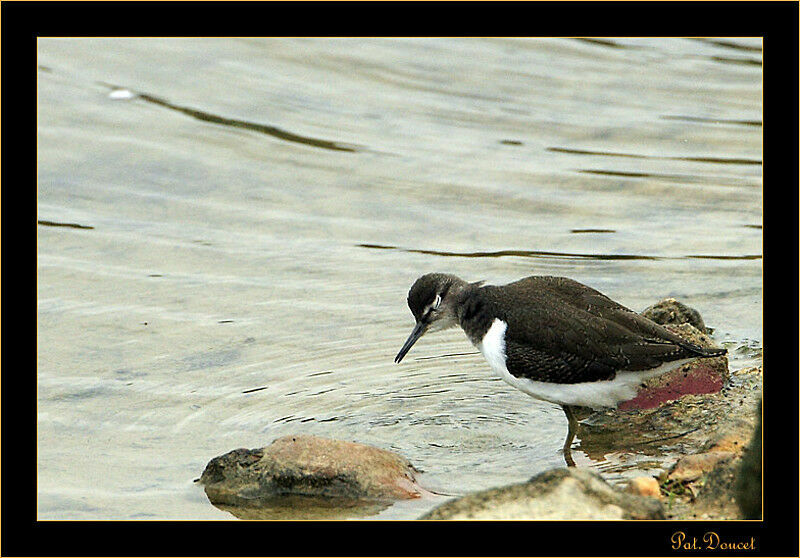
(577, 168), (751, 186)
(138, 92), (360, 152)
(211, 494), (391, 520)
(686, 254), (762, 260)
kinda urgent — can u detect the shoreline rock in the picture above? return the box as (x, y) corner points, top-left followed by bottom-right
(420, 468), (665, 520)
(198, 434), (426, 512)
(735, 401), (762, 519)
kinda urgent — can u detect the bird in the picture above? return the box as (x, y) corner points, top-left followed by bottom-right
(394, 273), (727, 467)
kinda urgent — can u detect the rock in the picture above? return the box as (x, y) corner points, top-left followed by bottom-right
(576, 366), (760, 465)
(664, 323), (724, 353)
(702, 418), (754, 455)
(420, 468), (664, 520)
(735, 401), (761, 519)
(618, 324), (728, 411)
(199, 434), (424, 507)
(641, 298), (707, 332)
(656, 401), (761, 520)
(626, 476), (661, 499)
(692, 454), (742, 519)
(668, 451), (736, 483)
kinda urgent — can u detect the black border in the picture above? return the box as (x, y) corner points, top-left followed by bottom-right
(9, 1), (797, 556)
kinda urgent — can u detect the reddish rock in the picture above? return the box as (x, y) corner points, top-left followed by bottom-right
(618, 323), (728, 411)
(618, 361), (725, 410)
(577, 366), (760, 464)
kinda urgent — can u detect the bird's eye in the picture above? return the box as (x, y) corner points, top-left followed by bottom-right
(433, 295), (441, 310)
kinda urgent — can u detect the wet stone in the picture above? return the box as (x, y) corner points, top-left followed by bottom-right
(198, 434), (424, 509)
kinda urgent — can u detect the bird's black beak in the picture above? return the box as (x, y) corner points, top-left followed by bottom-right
(395, 321), (428, 363)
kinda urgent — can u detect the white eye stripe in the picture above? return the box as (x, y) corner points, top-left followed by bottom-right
(434, 295), (441, 309)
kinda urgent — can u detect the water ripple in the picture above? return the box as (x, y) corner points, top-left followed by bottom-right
(358, 243), (761, 262)
(660, 115), (762, 127)
(548, 146), (761, 166)
(99, 82), (360, 153)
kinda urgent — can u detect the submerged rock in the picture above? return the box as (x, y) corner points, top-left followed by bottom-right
(199, 434), (425, 508)
(420, 468), (664, 520)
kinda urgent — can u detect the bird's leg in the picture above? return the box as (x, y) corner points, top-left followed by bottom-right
(561, 405), (579, 467)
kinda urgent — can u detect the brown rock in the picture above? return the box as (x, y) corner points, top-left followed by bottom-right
(641, 298), (707, 332)
(692, 456), (742, 519)
(735, 401), (761, 519)
(664, 323), (726, 358)
(199, 434), (424, 507)
(626, 476), (661, 499)
(668, 451), (735, 483)
(702, 418), (754, 456)
(420, 468), (664, 520)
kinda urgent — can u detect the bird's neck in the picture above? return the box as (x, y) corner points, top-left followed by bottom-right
(453, 281), (496, 344)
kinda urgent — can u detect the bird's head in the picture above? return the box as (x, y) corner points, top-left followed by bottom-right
(394, 273), (468, 363)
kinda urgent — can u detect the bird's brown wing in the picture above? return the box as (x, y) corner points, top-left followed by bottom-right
(485, 279), (698, 384)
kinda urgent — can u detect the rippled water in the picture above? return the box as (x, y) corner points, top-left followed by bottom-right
(37, 37), (762, 519)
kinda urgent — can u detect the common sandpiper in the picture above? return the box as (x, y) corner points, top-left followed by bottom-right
(394, 273), (727, 467)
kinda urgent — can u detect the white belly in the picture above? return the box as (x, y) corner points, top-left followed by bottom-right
(475, 318), (691, 409)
